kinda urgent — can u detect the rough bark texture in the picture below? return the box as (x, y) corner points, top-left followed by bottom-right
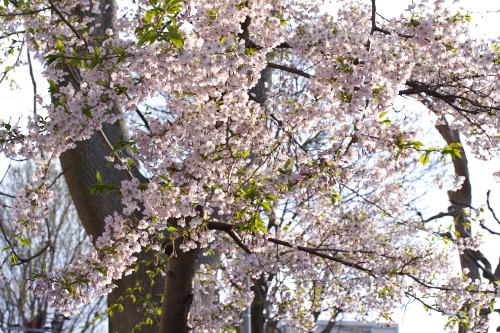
(436, 123), (480, 333)
(58, 1), (165, 331)
(159, 245), (200, 333)
(60, 114), (165, 333)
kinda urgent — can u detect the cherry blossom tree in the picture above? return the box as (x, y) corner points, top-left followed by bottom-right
(0, 161), (106, 332)
(1, 0), (500, 332)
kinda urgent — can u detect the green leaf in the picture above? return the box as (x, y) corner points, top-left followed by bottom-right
(96, 171), (102, 183)
(379, 111), (387, 118)
(56, 40), (64, 52)
(47, 79), (57, 94)
(420, 153), (429, 165)
(144, 10), (155, 23)
(10, 254), (19, 265)
(69, 58), (82, 66)
(261, 202), (271, 212)
(20, 237), (30, 247)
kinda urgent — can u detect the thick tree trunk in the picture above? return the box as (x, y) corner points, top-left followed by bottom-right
(251, 277), (266, 333)
(60, 113), (165, 333)
(436, 123), (481, 333)
(159, 245), (200, 333)
(58, 1), (164, 331)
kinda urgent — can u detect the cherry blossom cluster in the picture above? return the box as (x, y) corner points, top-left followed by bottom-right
(1, 0), (500, 331)
(27, 213), (145, 316)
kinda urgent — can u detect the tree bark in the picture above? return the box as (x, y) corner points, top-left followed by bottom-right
(436, 122), (481, 333)
(247, 65), (273, 333)
(58, 1), (164, 331)
(159, 245), (200, 333)
(60, 112), (166, 333)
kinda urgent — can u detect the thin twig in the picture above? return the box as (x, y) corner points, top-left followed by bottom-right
(0, 190), (16, 199)
(0, 7), (51, 17)
(96, 129), (134, 181)
(0, 161), (11, 185)
(0, 40), (23, 85)
(27, 49), (37, 116)
(0, 30), (25, 39)
(47, 0), (88, 47)
(126, 94), (151, 131)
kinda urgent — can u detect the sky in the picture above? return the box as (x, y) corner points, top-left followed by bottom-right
(1, 1), (500, 332)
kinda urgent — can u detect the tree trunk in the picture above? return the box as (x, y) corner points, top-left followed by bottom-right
(251, 276), (267, 333)
(158, 244), (200, 333)
(60, 113), (166, 333)
(58, 1), (164, 331)
(436, 122), (481, 333)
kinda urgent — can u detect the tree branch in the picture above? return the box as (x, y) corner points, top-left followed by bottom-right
(423, 212), (454, 223)
(370, 0), (414, 38)
(486, 190), (500, 225)
(96, 129), (134, 181)
(27, 49), (36, 116)
(465, 249), (498, 284)
(267, 62), (314, 79)
(47, 0), (88, 47)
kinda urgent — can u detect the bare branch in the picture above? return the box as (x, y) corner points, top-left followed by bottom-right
(226, 229), (251, 254)
(0, 190), (16, 199)
(0, 30), (25, 39)
(267, 62), (314, 79)
(478, 222), (500, 236)
(14, 243), (50, 265)
(0, 7), (51, 17)
(267, 237), (372, 273)
(422, 212), (454, 223)
(465, 249), (498, 284)
(370, 0), (414, 38)
(487, 190), (500, 225)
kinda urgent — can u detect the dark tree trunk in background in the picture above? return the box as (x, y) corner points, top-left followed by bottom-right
(249, 67), (273, 333)
(436, 123), (481, 333)
(251, 276), (267, 333)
